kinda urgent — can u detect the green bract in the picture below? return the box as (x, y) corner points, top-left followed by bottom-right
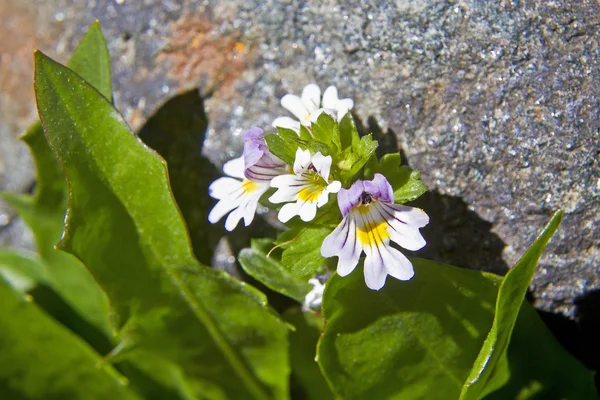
(0, 22), (595, 400)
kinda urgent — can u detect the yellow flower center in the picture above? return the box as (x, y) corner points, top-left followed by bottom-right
(356, 214), (390, 247)
(242, 179), (259, 193)
(298, 169), (327, 202)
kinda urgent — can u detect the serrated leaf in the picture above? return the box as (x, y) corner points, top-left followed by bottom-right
(318, 258), (501, 399)
(0, 278), (139, 400)
(460, 210), (587, 399)
(337, 134), (378, 182)
(238, 239), (312, 303)
(34, 51), (289, 400)
(0, 21), (114, 338)
(278, 227), (332, 279)
(364, 153), (428, 204)
(338, 112), (359, 150)
(311, 113), (341, 154)
(283, 309), (334, 400)
(265, 132), (297, 165)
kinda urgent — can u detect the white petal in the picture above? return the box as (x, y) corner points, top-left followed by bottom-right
(298, 201), (317, 222)
(293, 148), (312, 175)
(327, 180), (341, 193)
(272, 116), (301, 132)
(322, 86), (339, 109)
(208, 177), (243, 200)
(336, 99), (354, 120)
(387, 203), (430, 228)
(268, 184), (302, 204)
(281, 94), (310, 121)
(301, 83), (321, 112)
(307, 108), (327, 124)
(376, 203), (426, 251)
(383, 246), (414, 281)
(278, 202), (301, 223)
(270, 174), (301, 189)
(311, 152), (332, 181)
(222, 156), (245, 179)
(208, 196), (241, 224)
(363, 244), (388, 290)
(322, 215), (362, 276)
(225, 207), (245, 231)
(316, 189), (330, 208)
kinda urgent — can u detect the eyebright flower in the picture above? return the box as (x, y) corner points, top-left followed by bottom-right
(208, 128), (287, 231)
(269, 148), (341, 222)
(242, 127), (288, 182)
(272, 84), (354, 133)
(321, 174), (429, 290)
(208, 156), (270, 231)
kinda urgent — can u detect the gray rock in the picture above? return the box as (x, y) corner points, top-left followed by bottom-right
(1, 0), (598, 320)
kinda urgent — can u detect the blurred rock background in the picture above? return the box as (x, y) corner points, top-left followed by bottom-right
(0, 0), (598, 349)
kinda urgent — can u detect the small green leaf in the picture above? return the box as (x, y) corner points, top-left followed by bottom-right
(364, 153), (428, 204)
(238, 239), (312, 303)
(265, 132), (297, 165)
(34, 51), (289, 399)
(278, 227), (332, 279)
(338, 112), (359, 150)
(311, 113), (341, 154)
(318, 258), (501, 399)
(283, 309), (334, 400)
(337, 134), (378, 182)
(0, 278), (139, 400)
(460, 211), (566, 399)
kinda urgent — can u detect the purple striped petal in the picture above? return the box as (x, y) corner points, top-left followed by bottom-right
(337, 180), (365, 216)
(363, 173), (394, 204)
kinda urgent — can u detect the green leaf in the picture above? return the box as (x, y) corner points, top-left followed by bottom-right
(0, 21), (114, 338)
(338, 112), (359, 150)
(0, 278), (139, 399)
(337, 134), (378, 182)
(460, 211), (568, 399)
(238, 239), (312, 303)
(278, 227), (332, 279)
(65, 20), (113, 102)
(283, 309), (334, 400)
(265, 132), (297, 165)
(34, 51), (289, 400)
(363, 153), (428, 204)
(318, 258), (501, 399)
(484, 303), (598, 399)
(265, 128), (331, 166)
(0, 249), (50, 293)
(311, 113), (341, 154)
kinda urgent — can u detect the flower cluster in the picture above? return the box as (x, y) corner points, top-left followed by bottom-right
(209, 84), (429, 295)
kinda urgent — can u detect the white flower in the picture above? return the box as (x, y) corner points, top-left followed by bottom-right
(208, 156), (270, 231)
(302, 278), (325, 312)
(272, 84), (354, 133)
(321, 174), (429, 290)
(269, 148), (341, 223)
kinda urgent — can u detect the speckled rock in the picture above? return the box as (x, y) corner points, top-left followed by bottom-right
(1, 0), (598, 323)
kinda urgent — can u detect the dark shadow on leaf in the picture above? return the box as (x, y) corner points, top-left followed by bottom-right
(138, 89), (223, 265)
(536, 289), (600, 392)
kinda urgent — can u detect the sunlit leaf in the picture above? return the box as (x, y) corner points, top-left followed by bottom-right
(34, 51), (289, 399)
(0, 21), (113, 338)
(239, 239), (312, 303)
(364, 153), (427, 204)
(318, 258), (500, 399)
(278, 227), (332, 279)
